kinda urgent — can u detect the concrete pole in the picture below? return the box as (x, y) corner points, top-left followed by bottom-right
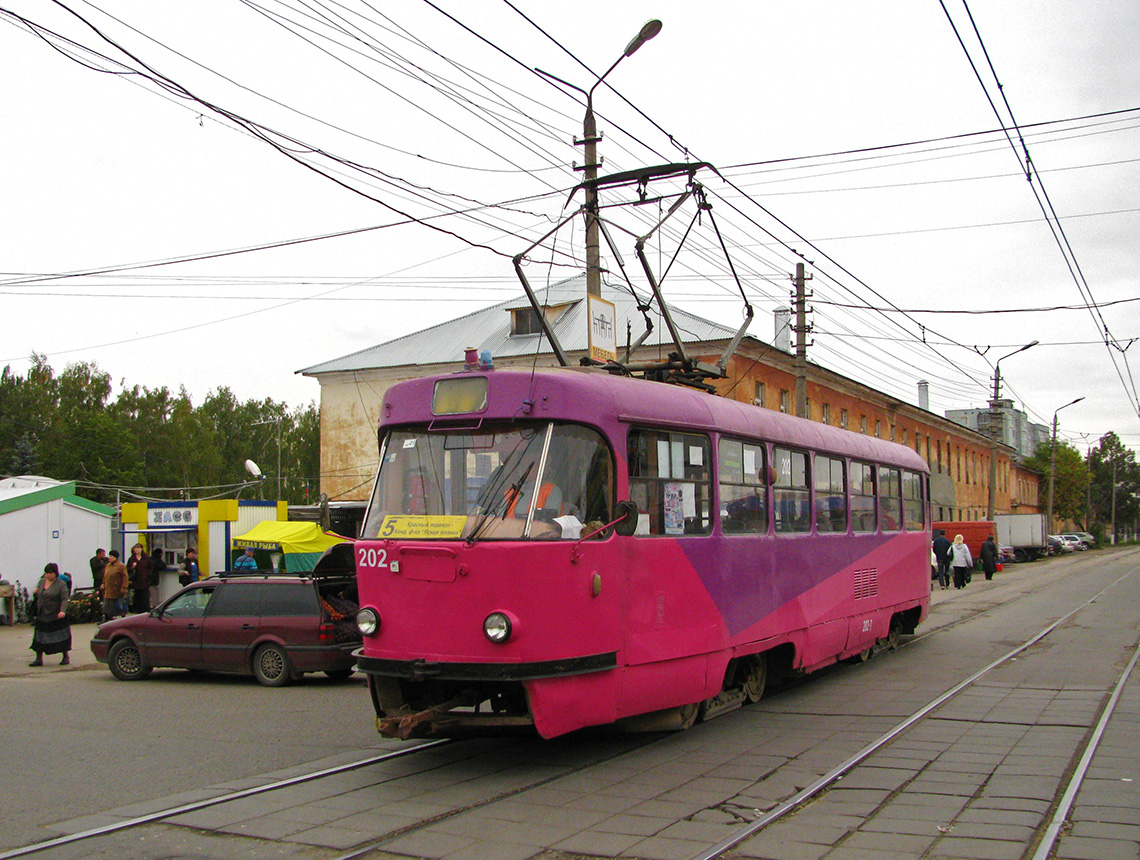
(793, 263), (809, 419)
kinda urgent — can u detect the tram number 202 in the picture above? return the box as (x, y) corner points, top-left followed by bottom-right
(357, 546), (393, 571)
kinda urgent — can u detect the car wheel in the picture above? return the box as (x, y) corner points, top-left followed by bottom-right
(324, 668), (355, 681)
(108, 639), (152, 681)
(253, 643), (293, 687)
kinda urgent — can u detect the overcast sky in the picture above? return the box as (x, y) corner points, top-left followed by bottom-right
(2, 0), (1138, 453)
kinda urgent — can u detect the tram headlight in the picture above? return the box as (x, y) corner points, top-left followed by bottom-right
(483, 611), (513, 644)
(356, 607), (380, 637)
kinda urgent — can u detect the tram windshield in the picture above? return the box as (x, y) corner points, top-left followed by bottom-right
(363, 422), (614, 541)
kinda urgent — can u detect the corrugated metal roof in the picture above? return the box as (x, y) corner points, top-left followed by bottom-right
(299, 274), (746, 375)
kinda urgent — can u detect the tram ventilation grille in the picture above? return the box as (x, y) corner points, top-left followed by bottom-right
(853, 567), (879, 600)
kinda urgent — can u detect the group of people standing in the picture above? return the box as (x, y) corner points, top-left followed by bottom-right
(932, 532), (1000, 590)
(90, 544), (199, 622)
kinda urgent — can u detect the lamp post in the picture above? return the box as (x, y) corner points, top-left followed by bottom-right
(581, 19), (662, 298)
(986, 340), (1038, 519)
(1045, 396), (1084, 533)
(252, 417), (283, 499)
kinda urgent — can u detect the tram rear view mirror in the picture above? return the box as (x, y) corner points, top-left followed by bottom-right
(614, 500), (639, 537)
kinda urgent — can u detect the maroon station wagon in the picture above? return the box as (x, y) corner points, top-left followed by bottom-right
(91, 573), (360, 686)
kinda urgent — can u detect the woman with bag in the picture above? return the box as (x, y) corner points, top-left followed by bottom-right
(100, 549), (129, 621)
(29, 563), (71, 666)
(949, 534), (973, 590)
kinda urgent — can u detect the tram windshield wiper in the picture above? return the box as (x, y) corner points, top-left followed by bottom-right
(467, 461), (533, 545)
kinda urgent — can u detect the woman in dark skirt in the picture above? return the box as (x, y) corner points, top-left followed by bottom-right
(29, 563), (71, 666)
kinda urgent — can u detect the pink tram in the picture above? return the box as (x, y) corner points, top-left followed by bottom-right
(353, 365), (931, 739)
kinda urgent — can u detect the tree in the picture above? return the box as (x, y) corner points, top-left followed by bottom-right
(1024, 439), (1089, 528)
(1088, 433), (1140, 539)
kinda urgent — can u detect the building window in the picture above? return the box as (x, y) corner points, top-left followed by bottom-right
(875, 420), (882, 439)
(821, 403), (831, 425)
(841, 409), (849, 430)
(860, 415), (867, 434)
(754, 382), (766, 408)
(902, 428), (908, 446)
(936, 440), (942, 471)
(779, 390), (789, 414)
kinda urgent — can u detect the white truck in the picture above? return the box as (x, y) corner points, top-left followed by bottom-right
(995, 513), (1048, 562)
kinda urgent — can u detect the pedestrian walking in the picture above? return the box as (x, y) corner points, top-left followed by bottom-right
(29, 563), (71, 666)
(980, 535), (999, 581)
(100, 550), (129, 621)
(932, 532), (952, 590)
(949, 534), (973, 590)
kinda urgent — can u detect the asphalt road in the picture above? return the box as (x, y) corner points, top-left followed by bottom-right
(0, 638), (395, 853)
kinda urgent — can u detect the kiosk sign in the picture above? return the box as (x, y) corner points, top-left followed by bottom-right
(588, 295), (617, 362)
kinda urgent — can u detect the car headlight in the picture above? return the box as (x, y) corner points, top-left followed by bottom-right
(483, 611), (512, 644)
(356, 608), (380, 637)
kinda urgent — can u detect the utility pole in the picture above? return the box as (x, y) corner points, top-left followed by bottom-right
(792, 262), (812, 419)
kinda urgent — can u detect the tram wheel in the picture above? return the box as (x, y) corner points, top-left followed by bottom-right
(678, 701), (700, 730)
(885, 617), (902, 651)
(742, 655), (768, 703)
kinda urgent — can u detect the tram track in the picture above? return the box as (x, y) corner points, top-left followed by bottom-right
(689, 556), (1140, 860)
(5, 550), (1136, 860)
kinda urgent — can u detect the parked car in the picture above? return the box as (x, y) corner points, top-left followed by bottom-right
(999, 545), (1017, 563)
(91, 572), (360, 686)
(1069, 531), (1096, 548)
(1058, 534), (1088, 551)
(1048, 535), (1075, 554)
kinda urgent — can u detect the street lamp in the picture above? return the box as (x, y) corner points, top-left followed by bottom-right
(986, 340), (1038, 519)
(1045, 396), (1084, 532)
(582, 19), (662, 297)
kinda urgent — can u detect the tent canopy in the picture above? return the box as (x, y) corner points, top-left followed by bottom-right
(231, 521), (350, 572)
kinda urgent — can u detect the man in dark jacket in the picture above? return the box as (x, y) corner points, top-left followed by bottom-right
(932, 532), (952, 590)
(980, 536), (999, 581)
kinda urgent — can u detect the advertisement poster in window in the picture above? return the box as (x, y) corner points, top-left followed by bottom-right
(664, 482), (685, 535)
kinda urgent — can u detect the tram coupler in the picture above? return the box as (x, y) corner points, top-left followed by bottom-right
(377, 696), (469, 739)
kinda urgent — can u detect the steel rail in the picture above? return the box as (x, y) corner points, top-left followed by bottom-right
(0, 740), (453, 860)
(1030, 638), (1140, 860)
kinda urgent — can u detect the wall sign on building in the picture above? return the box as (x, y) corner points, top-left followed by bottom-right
(148, 506), (199, 527)
(588, 294), (617, 363)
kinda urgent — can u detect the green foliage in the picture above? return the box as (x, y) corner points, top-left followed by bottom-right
(1024, 439), (1089, 524)
(1088, 433), (1140, 536)
(0, 357), (320, 506)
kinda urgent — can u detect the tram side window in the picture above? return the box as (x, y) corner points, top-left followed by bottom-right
(718, 438), (768, 534)
(629, 429), (712, 536)
(902, 470), (925, 530)
(879, 467), (902, 531)
(773, 447), (810, 533)
(850, 461), (876, 532)
(814, 455), (847, 533)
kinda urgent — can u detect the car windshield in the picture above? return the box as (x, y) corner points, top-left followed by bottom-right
(362, 421), (613, 541)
